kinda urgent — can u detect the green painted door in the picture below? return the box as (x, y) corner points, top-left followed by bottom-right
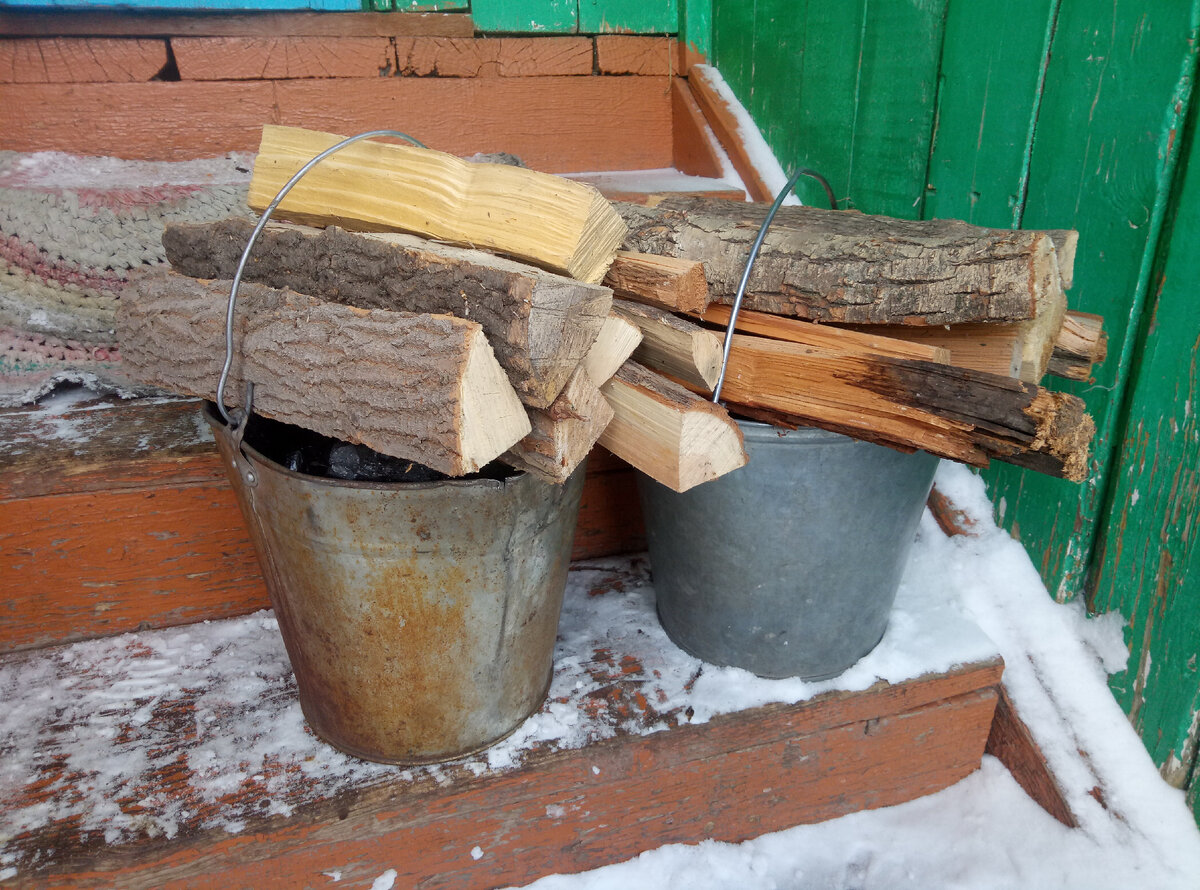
(710, 0), (1200, 819)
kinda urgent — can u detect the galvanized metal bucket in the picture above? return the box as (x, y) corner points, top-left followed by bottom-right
(638, 421), (938, 680)
(206, 404), (584, 764)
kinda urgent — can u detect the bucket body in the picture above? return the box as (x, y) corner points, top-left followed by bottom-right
(638, 421), (938, 680)
(206, 405), (584, 764)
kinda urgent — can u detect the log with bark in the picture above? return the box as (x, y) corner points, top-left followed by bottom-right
(503, 367), (614, 484)
(249, 125), (627, 284)
(116, 270), (530, 476)
(603, 251), (710, 314)
(617, 196), (1068, 327)
(162, 218), (612, 409)
(714, 333), (1093, 481)
(614, 298), (723, 392)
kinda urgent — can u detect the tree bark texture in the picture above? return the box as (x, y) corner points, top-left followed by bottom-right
(163, 218), (612, 409)
(117, 270), (530, 476)
(616, 197), (1065, 326)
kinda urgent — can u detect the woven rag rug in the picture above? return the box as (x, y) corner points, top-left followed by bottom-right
(0, 150), (254, 407)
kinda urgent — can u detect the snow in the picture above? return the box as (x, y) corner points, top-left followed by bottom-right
(2, 464), (1198, 886)
(507, 463), (1200, 890)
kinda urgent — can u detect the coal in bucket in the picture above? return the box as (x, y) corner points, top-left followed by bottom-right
(208, 406), (585, 764)
(638, 422), (937, 680)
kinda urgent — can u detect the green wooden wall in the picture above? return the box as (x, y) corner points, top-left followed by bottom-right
(709, 0), (1200, 819)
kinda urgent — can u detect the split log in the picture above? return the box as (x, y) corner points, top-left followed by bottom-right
(716, 334), (1093, 481)
(599, 361), (747, 492)
(1047, 229), (1078, 290)
(582, 313), (643, 385)
(1048, 311), (1108, 381)
(701, 304), (948, 364)
(614, 299), (723, 392)
(163, 218), (612, 409)
(603, 251), (710, 314)
(116, 270), (531, 477)
(249, 125), (628, 284)
(617, 197), (1070, 326)
(830, 321), (1021, 379)
(503, 368), (614, 484)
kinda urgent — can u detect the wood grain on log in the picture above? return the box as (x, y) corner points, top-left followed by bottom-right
(582, 313), (643, 386)
(504, 368), (614, 484)
(604, 250), (710, 314)
(598, 361), (747, 492)
(249, 125), (627, 284)
(613, 298), (723, 392)
(163, 219), (611, 409)
(116, 271), (530, 476)
(618, 197), (1068, 326)
(717, 335), (1093, 480)
(1048, 311), (1108, 381)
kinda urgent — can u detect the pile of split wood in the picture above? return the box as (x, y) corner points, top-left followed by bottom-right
(117, 125), (1102, 492)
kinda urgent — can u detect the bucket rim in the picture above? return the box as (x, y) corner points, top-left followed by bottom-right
(201, 401), (522, 492)
(734, 417), (858, 445)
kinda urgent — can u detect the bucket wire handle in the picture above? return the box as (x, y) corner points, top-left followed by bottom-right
(711, 167), (837, 403)
(216, 129), (428, 439)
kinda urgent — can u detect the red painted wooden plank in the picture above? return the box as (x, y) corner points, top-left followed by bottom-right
(0, 37), (168, 83)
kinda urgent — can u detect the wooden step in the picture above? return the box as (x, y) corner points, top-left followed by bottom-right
(0, 556), (1003, 888)
(0, 391), (644, 654)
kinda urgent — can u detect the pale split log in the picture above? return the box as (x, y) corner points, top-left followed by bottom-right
(716, 334), (1093, 481)
(1048, 311), (1108, 381)
(248, 125), (628, 284)
(582, 312), (643, 385)
(831, 321), (1021, 379)
(617, 196), (1069, 326)
(1047, 229), (1078, 290)
(701, 304), (949, 364)
(163, 218), (612, 409)
(598, 360), (747, 492)
(603, 250), (710, 314)
(503, 368), (614, 484)
(116, 270), (530, 477)
(613, 298), (723, 392)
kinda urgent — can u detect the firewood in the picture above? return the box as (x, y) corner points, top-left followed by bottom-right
(1047, 229), (1078, 290)
(716, 334), (1093, 481)
(503, 367), (614, 484)
(613, 299), (723, 392)
(829, 321), (1021, 378)
(1048, 311), (1107, 381)
(598, 360), (747, 492)
(700, 304), (949, 364)
(582, 312), (643, 385)
(116, 270), (531, 477)
(617, 196), (1071, 326)
(248, 124), (627, 284)
(162, 218), (612, 409)
(603, 250), (710, 313)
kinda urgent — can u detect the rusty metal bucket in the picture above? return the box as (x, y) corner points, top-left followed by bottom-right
(205, 404), (584, 764)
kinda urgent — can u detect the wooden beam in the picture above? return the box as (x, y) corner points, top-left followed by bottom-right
(503, 368), (614, 484)
(598, 361), (747, 492)
(687, 64), (775, 202)
(614, 298), (723, 392)
(618, 196), (1069, 326)
(1048, 311), (1108, 381)
(596, 35), (675, 76)
(0, 37), (168, 83)
(670, 77), (728, 180)
(716, 334), (1094, 480)
(117, 271), (531, 477)
(604, 250), (710, 314)
(249, 125), (627, 284)
(163, 219), (612, 409)
(0, 10), (475, 38)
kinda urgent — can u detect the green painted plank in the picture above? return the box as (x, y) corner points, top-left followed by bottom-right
(1088, 76), (1200, 782)
(679, 0), (711, 59)
(979, 1), (1199, 601)
(579, 0), (677, 34)
(923, 0), (1056, 226)
(711, 0), (946, 216)
(472, 0), (579, 33)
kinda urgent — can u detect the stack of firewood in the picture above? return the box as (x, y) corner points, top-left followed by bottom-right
(117, 125), (1101, 491)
